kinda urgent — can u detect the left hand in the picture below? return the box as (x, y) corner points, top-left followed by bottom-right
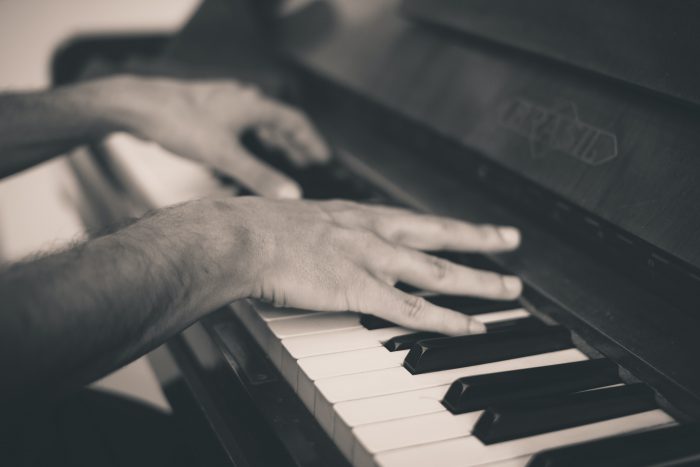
(90, 75), (330, 198)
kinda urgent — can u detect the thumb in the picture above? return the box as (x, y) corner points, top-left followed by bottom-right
(219, 142), (303, 199)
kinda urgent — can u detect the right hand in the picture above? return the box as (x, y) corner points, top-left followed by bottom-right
(204, 197), (522, 336)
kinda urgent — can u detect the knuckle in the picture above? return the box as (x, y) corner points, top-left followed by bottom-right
(402, 295), (426, 320)
(428, 256), (450, 281)
(356, 230), (382, 251)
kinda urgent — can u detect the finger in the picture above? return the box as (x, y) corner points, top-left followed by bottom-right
(367, 209), (521, 252)
(358, 279), (485, 336)
(219, 142), (302, 198)
(252, 98), (331, 164)
(378, 247), (522, 300)
(256, 126), (309, 167)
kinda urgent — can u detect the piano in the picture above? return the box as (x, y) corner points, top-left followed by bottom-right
(68, 0), (700, 465)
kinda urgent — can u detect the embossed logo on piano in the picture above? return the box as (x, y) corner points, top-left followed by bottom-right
(499, 98), (618, 165)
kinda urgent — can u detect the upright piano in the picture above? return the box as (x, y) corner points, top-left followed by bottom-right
(71, 0), (700, 465)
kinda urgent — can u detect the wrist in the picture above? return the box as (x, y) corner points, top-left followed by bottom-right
(61, 74), (155, 139)
(127, 198), (263, 316)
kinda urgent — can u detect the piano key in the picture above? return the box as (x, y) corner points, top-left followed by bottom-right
(279, 326), (411, 391)
(374, 410), (674, 467)
(484, 316), (542, 333)
(442, 359), (620, 414)
(298, 348), (409, 382)
(296, 348), (409, 409)
(404, 325), (572, 374)
(527, 422), (700, 467)
(333, 385), (449, 457)
(253, 301), (316, 322)
(314, 348), (588, 435)
(426, 295), (523, 314)
(236, 302), (364, 366)
(472, 457), (531, 467)
(360, 313), (396, 330)
(384, 331), (444, 351)
(267, 311), (361, 339)
(383, 309), (532, 351)
(473, 383), (658, 444)
(282, 326), (410, 360)
(353, 410), (484, 466)
(475, 308), (530, 323)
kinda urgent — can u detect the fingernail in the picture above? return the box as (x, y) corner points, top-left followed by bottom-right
(273, 182), (303, 199)
(498, 226), (521, 246)
(468, 317), (487, 335)
(503, 275), (523, 295)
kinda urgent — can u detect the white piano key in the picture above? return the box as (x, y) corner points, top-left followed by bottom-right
(237, 304), (366, 367)
(299, 347), (409, 381)
(314, 348), (587, 436)
(253, 301), (316, 322)
(103, 132), (235, 208)
(333, 385), (449, 460)
(297, 348), (409, 409)
(280, 327), (411, 391)
(475, 308), (530, 323)
(353, 410), (483, 464)
(474, 456), (533, 467)
(267, 311), (361, 339)
(282, 326), (410, 360)
(373, 410), (675, 467)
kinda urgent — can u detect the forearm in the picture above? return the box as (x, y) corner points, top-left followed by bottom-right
(0, 76), (144, 176)
(0, 199), (250, 403)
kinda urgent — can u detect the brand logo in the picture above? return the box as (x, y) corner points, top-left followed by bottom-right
(498, 98), (618, 165)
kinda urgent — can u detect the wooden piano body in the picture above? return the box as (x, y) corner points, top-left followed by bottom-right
(69, 0), (700, 465)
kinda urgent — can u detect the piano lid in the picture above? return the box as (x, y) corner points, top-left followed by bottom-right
(403, 0), (700, 108)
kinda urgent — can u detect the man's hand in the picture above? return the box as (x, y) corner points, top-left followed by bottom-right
(0, 75), (327, 191)
(0, 196), (520, 399)
(94, 75), (330, 198)
(206, 197), (522, 336)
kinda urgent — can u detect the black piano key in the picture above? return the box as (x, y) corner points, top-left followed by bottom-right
(425, 295), (523, 315)
(385, 316), (543, 352)
(431, 252), (510, 274)
(526, 423), (700, 467)
(484, 316), (543, 333)
(473, 384), (658, 444)
(403, 325), (572, 374)
(384, 332), (445, 351)
(359, 313), (396, 330)
(442, 359), (620, 414)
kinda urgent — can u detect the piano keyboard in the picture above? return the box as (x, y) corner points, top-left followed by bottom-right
(234, 298), (675, 467)
(100, 131), (692, 467)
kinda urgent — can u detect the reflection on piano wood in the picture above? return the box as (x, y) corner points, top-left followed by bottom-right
(83, 0), (700, 465)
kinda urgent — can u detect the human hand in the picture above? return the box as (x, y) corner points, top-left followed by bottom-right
(210, 197), (522, 336)
(94, 75), (330, 198)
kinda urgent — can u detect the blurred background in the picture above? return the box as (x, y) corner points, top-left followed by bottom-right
(0, 0), (202, 411)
